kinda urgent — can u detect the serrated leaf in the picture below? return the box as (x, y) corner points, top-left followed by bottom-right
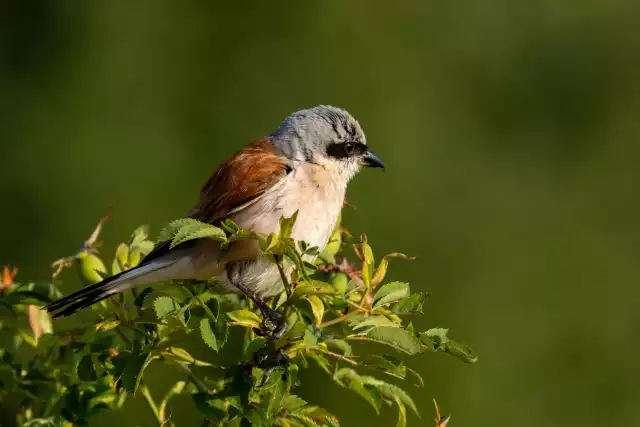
(373, 282), (410, 308)
(304, 295), (324, 327)
(226, 309), (261, 329)
(363, 354), (407, 379)
(420, 328), (477, 363)
(153, 296), (179, 318)
(266, 375), (284, 417)
(392, 292), (428, 314)
(394, 395), (408, 427)
(281, 394), (307, 413)
(156, 218), (199, 244)
(334, 369), (382, 413)
(352, 315), (400, 333)
(360, 326), (423, 355)
(356, 376), (419, 416)
(170, 221), (226, 249)
(199, 318), (218, 352)
(215, 315), (229, 349)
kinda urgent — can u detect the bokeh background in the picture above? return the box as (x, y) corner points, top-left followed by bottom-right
(2, 1), (640, 426)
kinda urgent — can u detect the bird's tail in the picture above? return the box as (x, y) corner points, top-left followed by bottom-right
(45, 256), (184, 318)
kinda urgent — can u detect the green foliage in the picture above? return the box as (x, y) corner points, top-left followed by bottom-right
(0, 212), (473, 426)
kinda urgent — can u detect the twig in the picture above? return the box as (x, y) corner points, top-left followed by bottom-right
(317, 310), (362, 329)
(172, 362), (209, 393)
(316, 348), (359, 366)
(192, 292), (217, 323)
(140, 383), (162, 425)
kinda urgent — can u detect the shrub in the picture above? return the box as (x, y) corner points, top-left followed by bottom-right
(0, 210), (475, 426)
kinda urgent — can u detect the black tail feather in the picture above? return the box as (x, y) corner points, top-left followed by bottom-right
(45, 270), (128, 317)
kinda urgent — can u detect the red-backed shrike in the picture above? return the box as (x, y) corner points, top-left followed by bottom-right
(45, 106), (384, 337)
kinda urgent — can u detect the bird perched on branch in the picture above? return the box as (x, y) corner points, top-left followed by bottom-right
(45, 105), (384, 338)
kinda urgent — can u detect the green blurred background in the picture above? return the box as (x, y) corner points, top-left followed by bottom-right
(2, 0), (640, 426)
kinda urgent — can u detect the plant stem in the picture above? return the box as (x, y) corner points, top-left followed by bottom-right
(192, 292), (217, 323)
(316, 348), (359, 366)
(172, 362), (209, 393)
(140, 383), (162, 425)
(317, 310), (362, 328)
(274, 255), (292, 297)
(115, 327), (133, 348)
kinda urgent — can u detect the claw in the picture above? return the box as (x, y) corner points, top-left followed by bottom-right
(253, 347), (291, 387)
(256, 306), (288, 340)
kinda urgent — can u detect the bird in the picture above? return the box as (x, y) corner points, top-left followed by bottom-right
(44, 105), (384, 338)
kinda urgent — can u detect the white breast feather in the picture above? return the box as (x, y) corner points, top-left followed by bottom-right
(216, 163), (347, 296)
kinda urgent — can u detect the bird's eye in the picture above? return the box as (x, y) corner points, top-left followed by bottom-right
(344, 142), (355, 156)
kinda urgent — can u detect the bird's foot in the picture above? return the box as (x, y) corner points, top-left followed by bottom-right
(253, 347), (291, 387)
(253, 306), (288, 340)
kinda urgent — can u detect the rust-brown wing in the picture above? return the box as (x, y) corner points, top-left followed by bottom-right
(140, 139), (290, 265)
(187, 138), (291, 223)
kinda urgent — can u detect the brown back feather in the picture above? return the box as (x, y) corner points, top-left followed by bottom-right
(188, 138), (290, 224)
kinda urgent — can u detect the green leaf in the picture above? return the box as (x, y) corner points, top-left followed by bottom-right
(193, 394), (228, 423)
(77, 253), (108, 285)
(334, 369), (382, 413)
(281, 394), (307, 413)
(366, 379), (418, 416)
(303, 326), (320, 347)
(121, 351), (154, 394)
(158, 381), (187, 423)
(227, 309), (262, 329)
(392, 292), (428, 314)
(156, 218), (199, 244)
(113, 243), (129, 274)
(361, 327), (423, 355)
(199, 318), (218, 352)
(325, 339), (352, 357)
(290, 281), (337, 300)
(0, 290), (52, 306)
(373, 282), (410, 308)
(421, 328), (477, 363)
(394, 395), (408, 427)
(215, 315), (229, 349)
(279, 211), (299, 239)
(161, 347), (213, 367)
(304, 295), (324, 327)
(170, 221), (226, 249)
(129, 225), (150, 245)
(153, 296), (179, 318)
(352, 316), (400, 333)
(77, 354), (97, 381)
(244, 337), (267, 359)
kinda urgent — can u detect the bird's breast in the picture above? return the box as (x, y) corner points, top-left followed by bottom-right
(233, 164), (346, 249)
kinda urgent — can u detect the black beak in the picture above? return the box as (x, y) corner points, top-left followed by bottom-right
(360, 149), (385, 169)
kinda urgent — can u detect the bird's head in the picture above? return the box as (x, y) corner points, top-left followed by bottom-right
(269, 105), (384, 181)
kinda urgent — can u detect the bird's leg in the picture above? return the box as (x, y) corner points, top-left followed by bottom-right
(231, 280), (288, 339)
(226, 262), (288, 340)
